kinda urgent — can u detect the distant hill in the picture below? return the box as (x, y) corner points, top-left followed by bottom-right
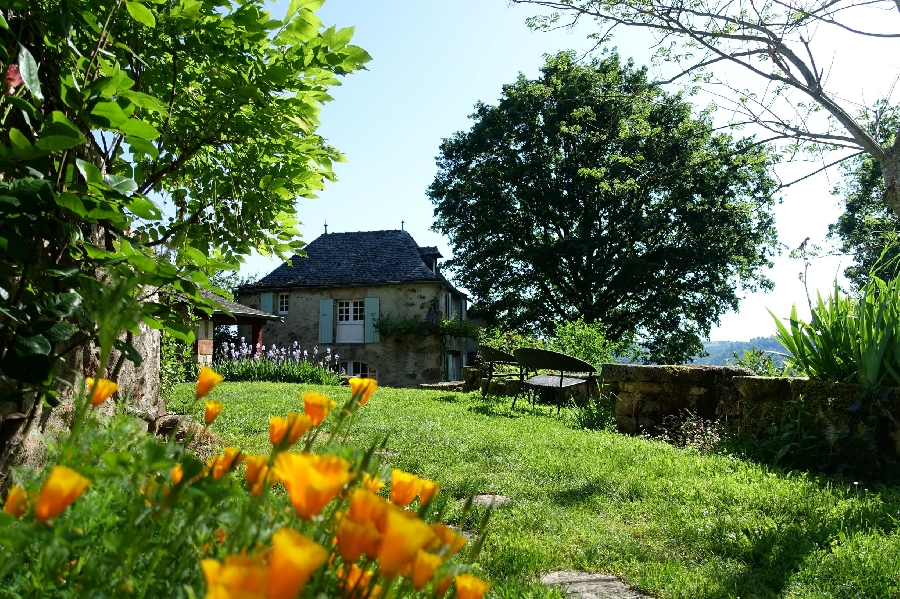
(692, 336), (788, 366)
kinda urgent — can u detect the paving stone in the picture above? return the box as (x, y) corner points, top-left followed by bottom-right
(470, 494), (513, 507)
(541, 571), (654, 599)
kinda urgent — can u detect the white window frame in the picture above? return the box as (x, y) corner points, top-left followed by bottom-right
(336, 299), (365, 343)
(339, 360), (378, 381)
(278, 292), (289, 315)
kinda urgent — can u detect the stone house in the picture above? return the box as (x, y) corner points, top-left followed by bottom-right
(234, 230), (471, 388)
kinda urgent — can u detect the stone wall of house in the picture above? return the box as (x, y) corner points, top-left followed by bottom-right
(236, 283), (464, 388)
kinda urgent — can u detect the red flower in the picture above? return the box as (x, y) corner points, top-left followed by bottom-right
(5, 64), (23, 91)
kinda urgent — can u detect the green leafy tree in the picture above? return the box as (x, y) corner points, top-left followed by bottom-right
(828, 102), (900, 288)
(0, 0), (369, 456)
(428, 52), (779, 363)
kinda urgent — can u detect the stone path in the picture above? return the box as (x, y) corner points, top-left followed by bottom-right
(471, 494), (513, 507)
(541, 571), (654, 599)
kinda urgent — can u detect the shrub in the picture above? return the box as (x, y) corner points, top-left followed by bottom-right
(0, 372), (491, 598)
(726, 347), (795, 377)
(548, 319), (620, 370)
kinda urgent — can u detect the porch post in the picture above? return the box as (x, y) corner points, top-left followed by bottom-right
(252, 323), (263, 356)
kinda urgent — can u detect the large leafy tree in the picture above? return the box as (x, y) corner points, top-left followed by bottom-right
(428, 52), (779, 363)
(513, 0), (900, 219)
(0, 0), (369, 463)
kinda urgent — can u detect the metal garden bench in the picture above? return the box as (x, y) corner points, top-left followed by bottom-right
(478, 346), (524, 397)
(513, 348), (597, 413)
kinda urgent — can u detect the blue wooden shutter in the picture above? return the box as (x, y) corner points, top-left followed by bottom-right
(318, 299), (333, 344)
(364, 297), (380, 343)
(460, 299), (466, 322)
(260, 292), (273, 314)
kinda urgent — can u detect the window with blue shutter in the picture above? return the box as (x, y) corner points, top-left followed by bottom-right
(364, 297), (380, 343)
(260, 292), (273, 314)
(318, 299), (334, 344)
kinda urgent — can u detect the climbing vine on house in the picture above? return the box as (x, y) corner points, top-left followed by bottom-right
(373, 316), (478, 339)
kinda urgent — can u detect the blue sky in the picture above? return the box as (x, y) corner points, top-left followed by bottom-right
(243, 0), (899, 342)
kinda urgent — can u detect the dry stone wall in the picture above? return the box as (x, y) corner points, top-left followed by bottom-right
(600, 364), (752, 434)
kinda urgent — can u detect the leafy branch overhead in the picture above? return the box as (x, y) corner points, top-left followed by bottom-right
(512, 0), (900, 217)
(429, 52), (779, 364)
(0, 0), (370, 403)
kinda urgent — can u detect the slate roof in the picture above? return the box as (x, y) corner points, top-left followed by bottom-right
(206, 293), (282, 321)
(238, 230), (464, 295)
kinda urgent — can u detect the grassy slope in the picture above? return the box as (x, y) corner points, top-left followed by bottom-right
(171, 383), (900, 599)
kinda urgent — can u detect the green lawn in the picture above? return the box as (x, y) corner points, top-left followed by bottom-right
(171, 383), (900, 599)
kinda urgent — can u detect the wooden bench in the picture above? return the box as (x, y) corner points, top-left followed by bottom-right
(513, 348), (596, 413)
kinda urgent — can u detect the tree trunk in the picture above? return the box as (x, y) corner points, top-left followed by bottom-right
(883, 148), (900, 219)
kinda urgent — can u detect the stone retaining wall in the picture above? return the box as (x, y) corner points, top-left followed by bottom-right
(600, 364), (752, 434)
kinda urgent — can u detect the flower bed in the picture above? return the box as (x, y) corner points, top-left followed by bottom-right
(214, 339), (342, 385)
(0, 370), (491, 597)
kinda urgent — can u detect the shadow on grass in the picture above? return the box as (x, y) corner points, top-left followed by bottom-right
(555, 472), (900, 597)
(467, 394), (560, 419)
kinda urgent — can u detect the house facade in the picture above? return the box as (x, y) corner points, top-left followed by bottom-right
(235, 230), (470, 388)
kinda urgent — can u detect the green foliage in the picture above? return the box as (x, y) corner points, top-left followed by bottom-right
(568, 393), (617, 431)
(770, 275), (900, 389)
(548, 318), (623, 369)
(827, 101), (900, 289)
(726, 347), (793, 376)
(429, 51), (780, 364)
(476, 327), (547, 357)
(0, 0), (370, 403)
(373, 315), (478, 339)
(159, 329), (196, 402)
(187, 382), (900, 597)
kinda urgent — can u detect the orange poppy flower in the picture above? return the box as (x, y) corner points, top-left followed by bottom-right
(430, 523), (467, 557)
(390, 469), (421, 507)
(195, 366), (224, 399)
(303, 392), (337, 426)
(336, 515), (382, 564)
(269, 413), (312, 449)
(408, 549), (443, 590)
(3, 485), (28, 519)
(244, 455), (277, 497)
(34, 465), (91, 522)
(377, 504), (436, 577)
(85, 377), (118, 405)
(348, 488), (389, 532)
(204, 400), (224, 425)
(266, 527), (328, 599)
(454, 573), (491, 599)
(339, 564), (380, 599)
(201, 554), (267, 599)
(209, 447), (244, 481)
(361, 473), (385, 493)
(273, 452), (351, 519)
(171, 464), (184, 485)
(419, 479), (440, 505)
(436, 575), (454, 597)
(349, 377), (378, 405)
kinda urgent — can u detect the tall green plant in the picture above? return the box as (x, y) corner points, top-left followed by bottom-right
(770, 276), (900, 389)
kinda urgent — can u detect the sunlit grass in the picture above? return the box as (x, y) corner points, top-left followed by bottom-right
(171, 383), (900, 598)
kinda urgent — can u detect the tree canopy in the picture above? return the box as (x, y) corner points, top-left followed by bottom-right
(0, 0), (369, 402)
(513, 0), (900, 219)
(428, 52), (779, 363)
